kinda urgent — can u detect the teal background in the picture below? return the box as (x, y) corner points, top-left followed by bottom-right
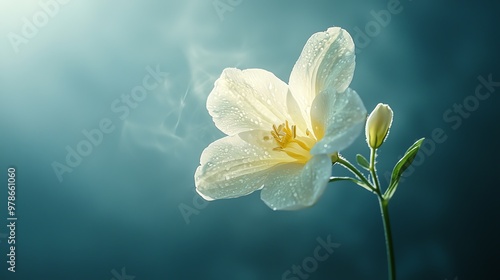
(1, 0), (499, 279)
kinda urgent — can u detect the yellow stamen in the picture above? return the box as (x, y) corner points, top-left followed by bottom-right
(265, 120), (317, 163)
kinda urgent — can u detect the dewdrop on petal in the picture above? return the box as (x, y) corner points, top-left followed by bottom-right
(365, 103), (393, 149)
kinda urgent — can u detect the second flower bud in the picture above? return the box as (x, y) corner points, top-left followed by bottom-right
(365, 103), (393, 149)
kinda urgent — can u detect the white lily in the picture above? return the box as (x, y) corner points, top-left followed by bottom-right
(194, 27), (367, 210)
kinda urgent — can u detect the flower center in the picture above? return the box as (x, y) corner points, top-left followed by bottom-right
(267, 120), (316, 163)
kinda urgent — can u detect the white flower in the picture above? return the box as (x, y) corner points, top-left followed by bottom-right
(194, 27), (367, 210)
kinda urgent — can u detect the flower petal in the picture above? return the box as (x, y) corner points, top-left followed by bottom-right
(195, 130), (294, 200)
(289, 27), (355, 115)
(260, 154), (331, 210)
(207, 68), (290, 136)
(310, 88), (367, 155)
(286, 90), (308, 135)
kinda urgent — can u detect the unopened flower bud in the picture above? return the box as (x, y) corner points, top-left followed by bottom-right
(366, 103), (393, 149)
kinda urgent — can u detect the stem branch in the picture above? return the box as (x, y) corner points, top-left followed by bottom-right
(332, 152), (396, 280)
(336, 156), (374, 192)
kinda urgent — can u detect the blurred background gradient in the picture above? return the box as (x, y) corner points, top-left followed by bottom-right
(1, 0), (499, 279)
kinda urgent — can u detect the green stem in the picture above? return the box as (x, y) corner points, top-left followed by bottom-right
(369, 148), (381, 191)
(378, 195), (396, 280)
(370, 148), (395, 279)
